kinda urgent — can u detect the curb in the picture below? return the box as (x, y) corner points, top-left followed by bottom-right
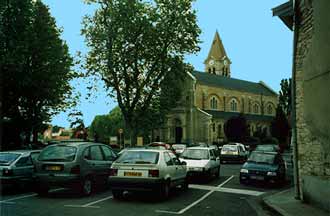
(262, 189), (292, 216)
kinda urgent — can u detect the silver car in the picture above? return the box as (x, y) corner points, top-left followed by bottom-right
(35, 142), (117, 196)
(109, 149), (188, 200)
(0, 150), (41, 188)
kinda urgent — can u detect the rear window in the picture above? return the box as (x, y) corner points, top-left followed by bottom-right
(116, 151), (159, 164)
(38, 145), (77, 162)
(0, 153), (20, 165)
(221, 146), (237, 152)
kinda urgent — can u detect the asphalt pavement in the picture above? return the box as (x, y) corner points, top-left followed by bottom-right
(0, 164), (290, 216)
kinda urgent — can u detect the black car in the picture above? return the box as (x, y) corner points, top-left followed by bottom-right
(239, 151), (286, 185)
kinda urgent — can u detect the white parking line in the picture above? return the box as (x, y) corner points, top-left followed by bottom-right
(156, 175), (234, 215)
(189, 184), (265, 196)
(0, 188), (65, 204)
(65, 195), (113, 208)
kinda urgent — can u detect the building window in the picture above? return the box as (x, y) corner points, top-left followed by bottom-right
(267, 104), (273, 115)
(210, 97), (218, 110)
(230, 99), (238, 112)
(253, 103), (259, 114)
(218, 124), (222, 137)
(208, 68), (211, 73)
(212, 67), (215, 74)
(212, 123), (215, 132)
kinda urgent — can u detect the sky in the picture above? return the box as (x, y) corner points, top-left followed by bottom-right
(44, 0), (293, 128)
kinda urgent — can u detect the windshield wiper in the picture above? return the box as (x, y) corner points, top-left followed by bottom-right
(40, 158), (67, 162)
(247, 160), (257, 163)
(256, 161), (272, 165)
(0, 160), (10, 163)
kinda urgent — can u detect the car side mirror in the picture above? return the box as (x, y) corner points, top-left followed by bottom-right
(181, 161), (187, 165)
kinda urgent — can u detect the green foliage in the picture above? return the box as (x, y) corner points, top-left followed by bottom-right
(271, 106), (290, 147)
(224, 114), (249, 143)
(279, 78), (292, 116)
(82, 0), (201, 144)
(89, 107), (125, 143)
(1, 0), (76, 146)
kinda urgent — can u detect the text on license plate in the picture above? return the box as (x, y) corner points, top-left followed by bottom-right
(46, 166), (61, 171)
(250, 176), (264, 180)
(124, 172), (142, 177)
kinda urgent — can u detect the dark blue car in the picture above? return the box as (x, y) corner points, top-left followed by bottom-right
(239, 151), (286, 185)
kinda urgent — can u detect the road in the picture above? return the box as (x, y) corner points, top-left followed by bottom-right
(0, 163), (291, 216)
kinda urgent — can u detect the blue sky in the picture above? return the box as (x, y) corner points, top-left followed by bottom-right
(44, 0), (292, 128)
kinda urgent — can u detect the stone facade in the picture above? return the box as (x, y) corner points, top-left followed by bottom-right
(158, 32), (278, 144)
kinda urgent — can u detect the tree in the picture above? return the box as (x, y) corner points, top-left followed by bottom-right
(279, 78), (291, 116)
(271, 106), (290, 150)
(82, 0), (200, 144)
(224, 114), (248, 143)
(1, 0), (75, 147)
(89, 107), (125, 144)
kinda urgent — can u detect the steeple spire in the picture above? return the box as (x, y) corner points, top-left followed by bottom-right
(204, 30), (231, 77)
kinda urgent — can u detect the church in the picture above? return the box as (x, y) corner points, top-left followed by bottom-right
(158, 31), (278, 144)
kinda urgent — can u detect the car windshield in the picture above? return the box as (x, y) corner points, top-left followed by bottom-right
(181, 149), (209, 160)
(116, 151), (159, 164)
(172, 144), (186, 150)
(0, 153), (20, 165)
(255, 145), (277, 152)
(247, 152), (275, 164)
(38, 145), (77, 162)
(221, 146), (237, 152)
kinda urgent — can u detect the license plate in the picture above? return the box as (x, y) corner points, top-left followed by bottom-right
(250, 176), (264, 180)
(46, 166), (61, 171)
(124, 171), (142, 177)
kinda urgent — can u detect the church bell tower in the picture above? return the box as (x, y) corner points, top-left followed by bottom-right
(204, 31), (231, 77)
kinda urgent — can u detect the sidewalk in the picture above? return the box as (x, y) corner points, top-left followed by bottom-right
(263, 188), (329, 216)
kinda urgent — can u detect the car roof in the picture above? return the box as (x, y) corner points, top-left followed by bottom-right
(186, 146), (212, 150)
(1, 149), (41, 154)
(124, 149), (170, 153)
(50, 142), (103, 147)
(251, 151), (277, 155)
(222, 144), (239, 148)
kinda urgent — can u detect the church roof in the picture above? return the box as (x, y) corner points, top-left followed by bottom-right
(204, 110), (275, 122)
(192, 71), (277, 96)
(204, 31), (229, 64)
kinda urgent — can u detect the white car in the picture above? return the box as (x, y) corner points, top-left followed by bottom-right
(220, 144), (248, 163)
(179, 147), (220, 179)
(109, 149), (188, 200)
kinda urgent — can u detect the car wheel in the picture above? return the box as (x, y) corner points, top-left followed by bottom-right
(215, 167), (220, 178)
(36, 185), (49, 196)
(80, 177), (93, 196)
(112, 189), (124, 199)
(160, 181), (170, 200)
(182, 178), (189, 191)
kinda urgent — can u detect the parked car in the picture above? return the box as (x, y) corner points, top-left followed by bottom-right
(109, 149), (188, 200)
(254, 144), (280, 153)
(180, 147), (220, 179)
(34, 142), (117, 196)
(0, 150), (41, 188)
(172, 144), (187, 156)
(240, 151), (286, 185)
(220, 144), (248, 163)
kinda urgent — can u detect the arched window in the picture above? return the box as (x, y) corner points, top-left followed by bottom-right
(230, 99), (238, 112)
(253, 103), (259, 114)
(208, 68), (211, 73)
(267, 104), (273, 115)
(212, 67), (215, 74)
(210, 97), (218, 110)
(218, 124), (222, 137)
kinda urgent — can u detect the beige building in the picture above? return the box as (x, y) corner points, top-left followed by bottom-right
(274, 0), (330, 212)
(158, 31), (278, 144)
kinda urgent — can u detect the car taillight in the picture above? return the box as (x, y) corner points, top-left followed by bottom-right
(70, 165), (80, 174)
(109, 168), (118, 176)
(148, 169), (159, 178)
(3, 169), (13, 176)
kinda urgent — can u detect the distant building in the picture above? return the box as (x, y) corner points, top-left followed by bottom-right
(156, 31), (278, 144)
(273, 0), (330, 212)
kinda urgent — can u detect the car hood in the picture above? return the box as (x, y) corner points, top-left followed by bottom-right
(242, 162), (278, 172)
(180, 159), (209, 168)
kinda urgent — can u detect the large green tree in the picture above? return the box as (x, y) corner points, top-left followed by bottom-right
(1, 0), (75, 147)
(271, 106), (290, 149)
(279, 78), (292, 116)
(82, 0), (200, 144)
(224, 114), (249, 143)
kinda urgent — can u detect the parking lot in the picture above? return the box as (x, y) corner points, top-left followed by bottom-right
(0, 164), (290, 216)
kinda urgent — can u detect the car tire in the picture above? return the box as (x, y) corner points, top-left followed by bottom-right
(215, 167), (220, 178)
(160, 181), (170, 200)
(182, 178), (189, 191)
(80, 177), (93, 196)
(112, 189), (124, 199)
(36, 185), (49, 196)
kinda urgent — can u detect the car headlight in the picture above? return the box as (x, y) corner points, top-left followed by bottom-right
(240, 169), (249, 173)
(267, 171), (277, 176)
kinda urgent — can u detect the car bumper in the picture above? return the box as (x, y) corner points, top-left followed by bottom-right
(109, 177), (164, 191)
(220, 155), (245, 162)
(240, 173), (280, 183)
(35, 173), (81, 187)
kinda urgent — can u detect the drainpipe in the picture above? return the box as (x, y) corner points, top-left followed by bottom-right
(292, 0), (301, 200)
